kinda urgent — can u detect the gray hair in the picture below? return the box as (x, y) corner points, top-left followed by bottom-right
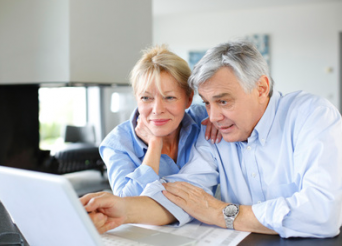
(189, 39), (273, 97)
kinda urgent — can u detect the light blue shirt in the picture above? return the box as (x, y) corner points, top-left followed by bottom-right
(141, 90), (342, 238)
(100, 104), (208, 197)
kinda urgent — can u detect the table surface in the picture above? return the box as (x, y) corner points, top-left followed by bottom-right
(64, 171), (342, 246)
(239, 227), (342, 246)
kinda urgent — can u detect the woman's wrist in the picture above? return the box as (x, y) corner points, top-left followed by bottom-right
(148, 137), (163, 149)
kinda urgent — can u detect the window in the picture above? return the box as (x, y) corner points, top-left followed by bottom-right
(39, 87), (87, 150)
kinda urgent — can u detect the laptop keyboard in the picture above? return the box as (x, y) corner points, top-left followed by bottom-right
(101, 233), (152, 246)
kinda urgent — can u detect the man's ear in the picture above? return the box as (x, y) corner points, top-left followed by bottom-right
(186, 91), (194, 108)
(257, 76), (270, 101)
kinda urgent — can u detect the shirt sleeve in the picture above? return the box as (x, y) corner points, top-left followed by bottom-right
(252, 105), (342, 238)
(100, 125), (160, 197)
(141, 126), (220, 226)
(186, 104), (208, 126)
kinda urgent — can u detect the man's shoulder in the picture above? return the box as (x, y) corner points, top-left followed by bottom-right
(280, 91), (335, 112)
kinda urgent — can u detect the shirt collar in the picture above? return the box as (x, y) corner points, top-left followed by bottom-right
(249, 90), (281, 146)
(129, 108), (147, 158)
(129, 107), (199, 158)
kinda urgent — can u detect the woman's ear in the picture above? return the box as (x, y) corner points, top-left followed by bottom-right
(186, 91), (194, 108)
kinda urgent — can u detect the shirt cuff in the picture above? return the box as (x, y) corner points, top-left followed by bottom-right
(252, 197), (290, 237)
(126, 165), (160, 189)
(141, 180), (193, 226)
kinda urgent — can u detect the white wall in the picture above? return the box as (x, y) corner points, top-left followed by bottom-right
(153, 2), (342, 109)
(0, 0), (69, 83)
(0, 0), (152, 85)
(69, 0), (152, 84)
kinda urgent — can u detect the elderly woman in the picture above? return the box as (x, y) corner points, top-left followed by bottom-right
(99, 45), (220, 197)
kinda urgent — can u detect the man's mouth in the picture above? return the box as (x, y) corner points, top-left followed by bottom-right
(218, 124), (234, 133)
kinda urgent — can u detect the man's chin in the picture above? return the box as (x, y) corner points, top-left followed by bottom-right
(221, 133), (241, 143)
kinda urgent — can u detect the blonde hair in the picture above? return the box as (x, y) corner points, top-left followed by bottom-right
(130, 45), (192, 97)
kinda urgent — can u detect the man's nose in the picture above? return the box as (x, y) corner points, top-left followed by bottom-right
(209, 105), (224, 123)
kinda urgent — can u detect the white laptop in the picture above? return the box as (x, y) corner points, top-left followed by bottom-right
(0, 166), (196, 246)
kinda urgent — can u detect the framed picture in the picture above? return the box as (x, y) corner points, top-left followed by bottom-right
(188, 34), (270, 71)
(246, 34), (270, 69)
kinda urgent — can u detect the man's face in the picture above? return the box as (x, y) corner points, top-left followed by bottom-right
(198, 67), (269, 142)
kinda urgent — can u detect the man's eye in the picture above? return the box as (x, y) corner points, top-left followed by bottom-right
(219, 100), (227, 105)
(202, 101), (210, 107)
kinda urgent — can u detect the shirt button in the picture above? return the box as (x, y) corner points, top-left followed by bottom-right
(247, 146), (251, 150)
(257, 201), (261, 204)
(251, 172), (256, 178)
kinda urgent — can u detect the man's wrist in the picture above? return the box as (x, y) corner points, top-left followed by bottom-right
(222, 204), (240, 229)
(217, 203), (229, 228)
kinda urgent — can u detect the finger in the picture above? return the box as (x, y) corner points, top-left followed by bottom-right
(83, 192), (113, 212)
(205, 123), (211, 141)
(201, 118), (209, 125)
(80, 192), (101, 206)
(162, 190), (187, 207)
(216, 132), (223, 143)
(163, 183), (190, 199)
(89, 212), (106, 229)
(169, 182), (204, 195)
(210, 126), (219, 144)
(97, 219), (121, 234)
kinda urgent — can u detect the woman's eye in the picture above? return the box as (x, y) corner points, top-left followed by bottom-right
(165, 96), (176, 100)
(141, 96), (150, 101)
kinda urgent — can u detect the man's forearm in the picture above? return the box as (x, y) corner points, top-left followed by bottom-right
(124, 196), (176, 225)
(233, 205), (277, 234)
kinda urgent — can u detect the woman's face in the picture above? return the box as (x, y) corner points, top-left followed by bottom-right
(136, 72), (193, 138)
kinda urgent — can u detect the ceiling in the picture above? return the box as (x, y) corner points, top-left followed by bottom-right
(153, 0), (342, 16)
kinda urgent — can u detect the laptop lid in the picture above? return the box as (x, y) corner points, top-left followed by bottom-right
(0, 166), (103, 246)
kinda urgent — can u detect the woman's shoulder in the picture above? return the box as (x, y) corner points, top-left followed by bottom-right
(185, 104), (208, 125)
(101, 120), (135, 149)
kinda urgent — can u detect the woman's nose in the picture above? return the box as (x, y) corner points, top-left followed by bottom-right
(152, 98), (165, 114)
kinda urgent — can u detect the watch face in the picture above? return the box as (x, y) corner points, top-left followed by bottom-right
(225, 204), (238, 217)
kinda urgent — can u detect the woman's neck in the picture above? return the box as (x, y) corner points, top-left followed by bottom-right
(161, 125), (181, 162)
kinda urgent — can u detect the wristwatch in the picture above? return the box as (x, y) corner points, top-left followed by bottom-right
(222, 204), (240, 229)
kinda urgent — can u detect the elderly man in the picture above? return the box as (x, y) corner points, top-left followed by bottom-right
(81, 40), (342, 238)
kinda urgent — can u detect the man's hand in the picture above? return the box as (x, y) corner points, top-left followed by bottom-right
(163, 182), (278, 234)
(162, 182), (227, 228)
(202, 118), (222, 144)
(80, 192), (127, 234)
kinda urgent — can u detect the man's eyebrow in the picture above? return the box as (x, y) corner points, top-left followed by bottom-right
(199, 93), (230, 100)
(212, 93), (230, 99)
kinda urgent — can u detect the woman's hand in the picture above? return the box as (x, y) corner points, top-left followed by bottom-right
(135, 115), (162, 146)
(202, 118), (222, 144)
(135, 115), (163, 174)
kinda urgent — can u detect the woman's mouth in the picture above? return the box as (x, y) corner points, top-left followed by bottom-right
(150, 119), (170, 126)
